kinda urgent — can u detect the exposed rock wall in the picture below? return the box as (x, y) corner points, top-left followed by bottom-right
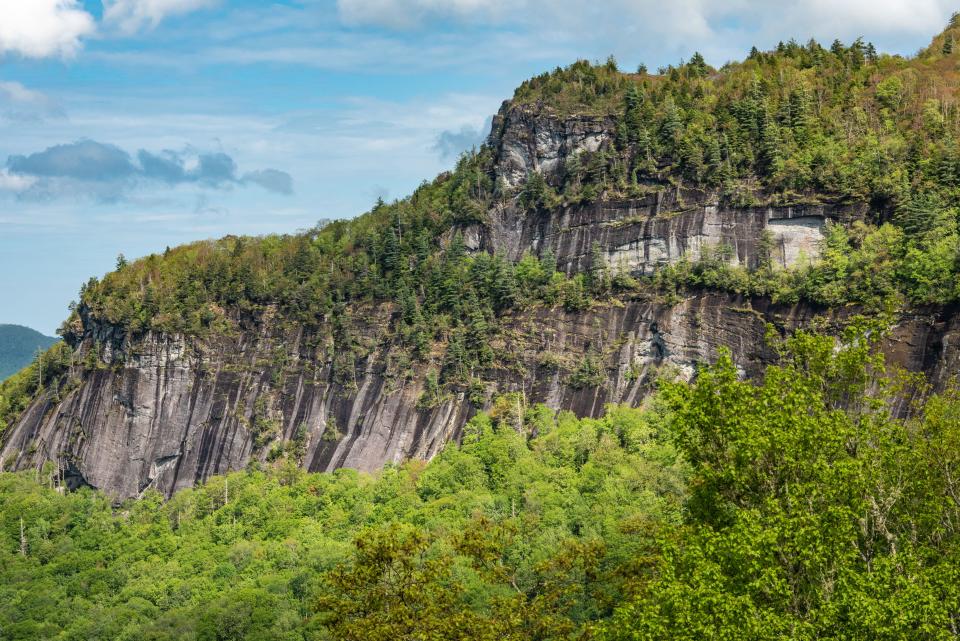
(0, 294), (802, 498)
(0, 99), (934, 500)
(483, 195), (853, 274)
(482, 102), (866, 274)
(4, 293), (958, 500)
(488, 100), (614, 189)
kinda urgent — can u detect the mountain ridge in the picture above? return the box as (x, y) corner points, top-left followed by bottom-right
(5, 24), (960, 496)
(0, 324), (57, 382)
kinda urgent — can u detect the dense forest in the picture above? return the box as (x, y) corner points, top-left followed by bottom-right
(4, 326), (960, 639)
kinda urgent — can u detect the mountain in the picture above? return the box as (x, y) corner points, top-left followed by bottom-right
(0, 325), (57, 382)
(10, 22), (960, 641)
(6, 24), (960, 498)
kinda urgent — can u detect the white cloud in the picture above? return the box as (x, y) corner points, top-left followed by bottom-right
(0, 81), (47, 105)
(337, 0), (517, 29)
(775, 0), (951, 40)
(0, 0), (95, 59)
(0, 81), (65, 121)
(103, 0), (219, 34)
(0, 170), (36, 193)
(335, 0), (955, 61)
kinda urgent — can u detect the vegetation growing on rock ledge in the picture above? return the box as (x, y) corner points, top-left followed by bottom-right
(68, 19), (960, 353)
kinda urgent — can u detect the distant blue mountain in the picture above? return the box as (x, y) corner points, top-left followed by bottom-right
(0, 324), (58, 381)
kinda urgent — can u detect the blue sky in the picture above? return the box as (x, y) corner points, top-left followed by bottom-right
(0, 0), (955, 334)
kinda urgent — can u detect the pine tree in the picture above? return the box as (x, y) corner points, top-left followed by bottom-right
(398, 283), (419, 325)
(688, 52), (708, 78)
(788, 86), (812, 145)
(540, 248), (557, 275)
(623, 84), (646, 146)
(705, 135), (723, 184)
(894, 192), (944, 236)
(758, 104), (783, 177)
(520, 171), (549, 210)
(489, 256), (518, 312)
(659, 97), (683, 151)
(849, 37), (866, 68)
(381, 228), (401, 275)
(588, 242), (611, 297)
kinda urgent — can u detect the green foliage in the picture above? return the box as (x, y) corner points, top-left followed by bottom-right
(0, 402), (685, 640)
(0, 342), (73, 438)
(569, 353), (606, 389)
(519, 27), (960, 212)
(8, 323), (960, 638)
(603, 324), (960, 639)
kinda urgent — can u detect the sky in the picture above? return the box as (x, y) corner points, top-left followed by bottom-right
(0, 0), (956, 335)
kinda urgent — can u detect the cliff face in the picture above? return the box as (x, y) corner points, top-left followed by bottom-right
(482, 102), (866, 274)
(0, 293), (803, 498)
(0, 101), (948, 499)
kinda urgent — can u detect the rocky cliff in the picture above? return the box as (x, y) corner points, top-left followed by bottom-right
(0, 100), (948, 499)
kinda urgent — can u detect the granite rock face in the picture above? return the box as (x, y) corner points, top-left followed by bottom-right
(0, 100), (940, 499)
(488, 100), (614, 190)
(0, 294), (800, 498)
(483, 102), (866, 274)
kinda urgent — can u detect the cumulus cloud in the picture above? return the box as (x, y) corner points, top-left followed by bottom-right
(4, 140), (292, 198)
(242, 169), (294, 195)
(0, 81), (65, 122)
(103, 0), (220, 34)
(433, 119), (490, 159)
(335, 0), (955, 60)
(337, 0), (515, 29)
(0, 0), (95, 58)
(8, 141), (136, 182)
(0, 170), (37, 193)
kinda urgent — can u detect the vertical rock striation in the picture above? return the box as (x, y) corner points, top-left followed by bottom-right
(0, 99), (938, 500)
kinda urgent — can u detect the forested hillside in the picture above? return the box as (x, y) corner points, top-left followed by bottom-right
(4, 326), (960, 639)
(0, 325), (57, 382)
(57, 14), (960, 353)
(3, 17), (955, 432)
(6, 19), (960, 639)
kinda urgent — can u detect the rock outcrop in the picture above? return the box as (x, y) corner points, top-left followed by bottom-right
(0, 100), (945, 499)
(481, 102), (867, 275)
(0, 293), (800, 498)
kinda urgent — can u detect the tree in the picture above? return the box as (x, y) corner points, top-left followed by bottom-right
(588, 242), (612, 296)
(604, 325), (960, 640)
(314, 525), (504, 641)
(658, 97), (683, 150)
(687, 51), (708, 77)
(489, 255), (518, 312)
(830, 38), (846, 57)
(894, 191), (946, 236)
(520, 170), (551, 210)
